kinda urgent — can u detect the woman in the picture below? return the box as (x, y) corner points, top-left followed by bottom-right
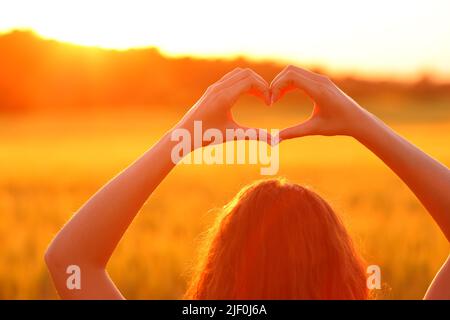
(45, 66), (450, 299)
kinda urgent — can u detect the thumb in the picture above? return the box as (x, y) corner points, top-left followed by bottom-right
(279, 118), (317, 141)
(231, 123), (273, 145)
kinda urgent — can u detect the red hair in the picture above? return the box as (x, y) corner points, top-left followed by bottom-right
(185, 178), (368, 299)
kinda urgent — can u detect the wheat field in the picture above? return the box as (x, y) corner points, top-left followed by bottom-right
(0, 99), (449, 299)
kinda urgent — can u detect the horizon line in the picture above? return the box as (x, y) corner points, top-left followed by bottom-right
(1, 28), (449, 84)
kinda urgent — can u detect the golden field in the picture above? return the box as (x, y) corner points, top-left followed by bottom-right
(0, 97), (449, 299)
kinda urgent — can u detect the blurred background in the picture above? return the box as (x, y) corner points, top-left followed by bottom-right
(0, 0), (449, 299)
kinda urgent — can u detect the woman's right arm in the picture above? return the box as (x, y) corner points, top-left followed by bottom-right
(271, 65), (450, 299)
(45, 67), (270, 299)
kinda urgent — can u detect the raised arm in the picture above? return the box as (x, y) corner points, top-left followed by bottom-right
(45, 68), (271, 299)
(271, 65), (450, 299)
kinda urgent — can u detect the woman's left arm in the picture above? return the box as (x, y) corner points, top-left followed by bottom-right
(45, 68), (270, 299)
(45, 132), (178, 299)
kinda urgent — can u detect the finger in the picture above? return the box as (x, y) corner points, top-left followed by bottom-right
(279, 118), (317, 140)
(289, 65), (327, 82)
(224, 68), (268, 87)
(271, 132), (282, 146)
(217, 67), (243, 83)
(270, 69), (319, 104)
(270, 65), (324, 104)
(219, 69), (270, 105)
(204, 68), (244, 97)
(222, 73), (271, 106)
(271, 65), (324, 88)
(230, 122), (273, 145)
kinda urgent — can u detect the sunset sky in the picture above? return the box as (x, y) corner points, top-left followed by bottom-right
(1, 0), (449, 80)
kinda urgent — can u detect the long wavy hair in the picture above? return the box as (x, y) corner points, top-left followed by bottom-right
(185, 178), (368, 299)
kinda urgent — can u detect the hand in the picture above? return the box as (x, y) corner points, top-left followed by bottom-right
(270, 65), (373, 141)
(175, 68), (271, 147)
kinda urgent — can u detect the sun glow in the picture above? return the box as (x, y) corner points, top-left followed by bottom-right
(1, 0), (450, 79)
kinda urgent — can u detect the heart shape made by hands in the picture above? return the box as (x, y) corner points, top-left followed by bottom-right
(232, 86), (314, 132)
